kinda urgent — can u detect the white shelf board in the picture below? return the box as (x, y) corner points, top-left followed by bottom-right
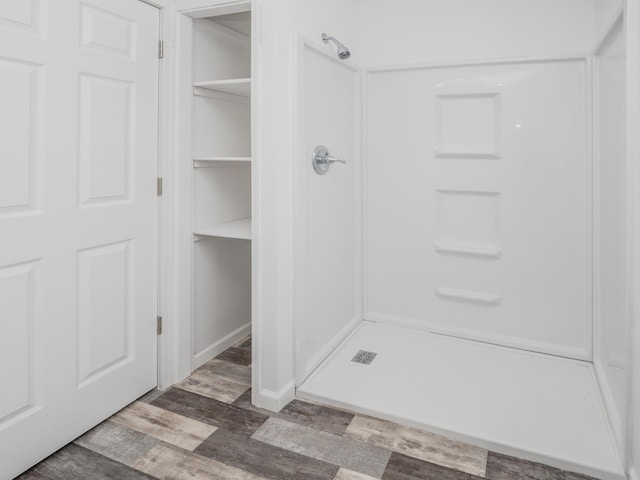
(194, 218), (251, 240)
(193, 156), (251, 167)
(193, 78), (251, 97)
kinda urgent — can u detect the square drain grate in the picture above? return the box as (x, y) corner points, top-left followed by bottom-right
(352, 350), (377, 365)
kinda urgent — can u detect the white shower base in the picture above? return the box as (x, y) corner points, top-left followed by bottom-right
(296, 321), (624, 480)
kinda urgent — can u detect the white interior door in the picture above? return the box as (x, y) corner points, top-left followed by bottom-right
(365, 59), (590, 359)
(0, 1), (159, 477)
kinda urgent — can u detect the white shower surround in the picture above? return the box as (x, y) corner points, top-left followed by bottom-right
(285, 0), (632, 477)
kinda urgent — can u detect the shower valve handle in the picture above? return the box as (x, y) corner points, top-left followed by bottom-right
(325, 154), (346, 165)
(312, 145), (346, 175)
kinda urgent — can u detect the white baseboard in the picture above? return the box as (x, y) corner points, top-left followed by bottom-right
(193, 322), (251, 369)
(254, 381), (295, 412)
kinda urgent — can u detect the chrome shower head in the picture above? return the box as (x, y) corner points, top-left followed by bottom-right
(322, 33), (351, 60)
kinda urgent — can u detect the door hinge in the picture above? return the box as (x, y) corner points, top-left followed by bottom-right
(157, 177), (163, 196)
(158, 40), (164, 59)
(157, 316), (162, 335)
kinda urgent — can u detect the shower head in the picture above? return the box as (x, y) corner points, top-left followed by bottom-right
(322, 33), (351, 60)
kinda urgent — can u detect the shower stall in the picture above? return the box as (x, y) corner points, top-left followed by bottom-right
(248, 1), (638, 479)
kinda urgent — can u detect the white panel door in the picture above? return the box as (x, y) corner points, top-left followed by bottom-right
(365, 60), (589, 359)
(0, 1), (159, 477)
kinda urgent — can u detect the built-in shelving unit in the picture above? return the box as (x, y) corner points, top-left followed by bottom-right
(189, 6), (253, 368)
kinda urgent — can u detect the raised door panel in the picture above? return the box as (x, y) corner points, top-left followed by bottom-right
(0, 1), (159, 478)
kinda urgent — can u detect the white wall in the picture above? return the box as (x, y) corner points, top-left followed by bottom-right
(596, 0), (625, 42)
(594, 14), (628, 456)
(364, 59), (590, 359)
(358, 0), (595, 67)
(253, 0), (360, 410)
(294, 43), (359, 384)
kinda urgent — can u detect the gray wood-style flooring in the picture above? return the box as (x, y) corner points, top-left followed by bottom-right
(17, 337), (600, 480)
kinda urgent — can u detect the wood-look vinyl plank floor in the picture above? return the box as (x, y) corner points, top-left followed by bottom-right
(26, 444), (156, 480)
(110, 400), (218, 450)
(133, 443), (266, 480)
(251, 417), (391, 478)
(74, 420), (159, 466)
(215, 346), (252, 366)
(197, 358), (252, 385)
(195, 427), (340, 480)
(17, 340), (602, 480)
(233, 389), (355, 435)
(176, 371), (250, 403)
(345, 415), (488, 476)
(150, 387), (268, 436)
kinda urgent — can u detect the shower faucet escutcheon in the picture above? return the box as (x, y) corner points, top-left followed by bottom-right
(312, 145), (346, 175)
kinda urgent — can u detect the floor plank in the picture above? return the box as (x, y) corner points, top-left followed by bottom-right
(74, 420), (159, 466)
(233, 336), (252, 351)
(28, 444), (156, 480)
(346, 415), (487, 476)
(251, 417), (391, 478)
(216, 347), (252, 366)
(195, 427), (340, 480)
(485, 452), (598, 480)
(382, 452), (481, 480)
(137, 389), (165, 404)
(177, 371), (250, 403)
(151, 388), (269, 436)
(197, 358), (252, 386)
(234, 390), (355, 436)
(133, 443), (266, 480)
(110, 400), (217, 450)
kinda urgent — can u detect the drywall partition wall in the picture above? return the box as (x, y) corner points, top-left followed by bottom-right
(364, 59), (590, 358)
(294, 40), (359, 384)
(594, 16), (628, 454)
(357, 0), (595, 67)
(252, 0), (360, 409)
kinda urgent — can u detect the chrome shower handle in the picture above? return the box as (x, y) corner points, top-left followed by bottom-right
(324, 154), (346, 165)
(312, 145), (346, 175)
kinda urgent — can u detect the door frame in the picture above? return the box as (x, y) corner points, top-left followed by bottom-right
(155, 0), (266, 408)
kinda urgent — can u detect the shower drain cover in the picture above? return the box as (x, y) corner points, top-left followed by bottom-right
(352, 350), (377, 365)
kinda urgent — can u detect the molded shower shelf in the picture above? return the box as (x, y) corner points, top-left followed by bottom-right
(194, 218), (251, 240)
(193, 78), (251, 97)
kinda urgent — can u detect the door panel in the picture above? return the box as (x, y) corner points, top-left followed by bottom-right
(365, 60), (589, 359)
(0, 1), (158, 478)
